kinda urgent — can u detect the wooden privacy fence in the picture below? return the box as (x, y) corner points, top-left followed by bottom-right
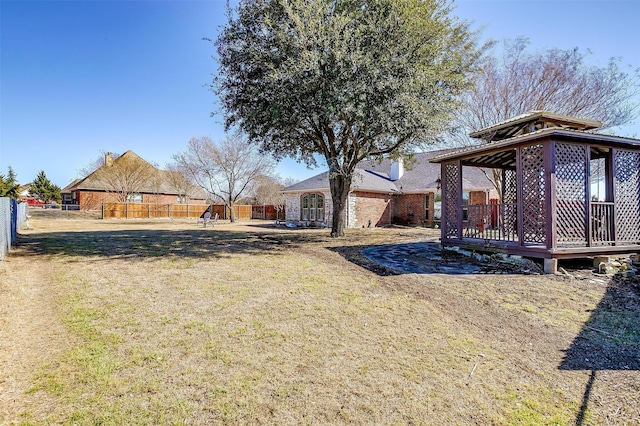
(101, 203), (258, 220)
(208, 204), (252, 220)
(102, 203), (209, 219)
(251, 205), (285, 220)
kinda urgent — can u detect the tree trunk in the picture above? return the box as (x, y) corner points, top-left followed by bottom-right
(329, 172), (351, 237)
(228, 201), (236, 223)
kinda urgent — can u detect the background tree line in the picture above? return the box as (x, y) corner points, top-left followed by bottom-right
(0, 167), (61, 203)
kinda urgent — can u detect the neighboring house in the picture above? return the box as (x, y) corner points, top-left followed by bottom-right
(17, 184), (47, 207)
(61, 150), (207, 208)
(431, 111), (640, 273)
(282, 149), (496, 228)
(17, 184), (32, 203)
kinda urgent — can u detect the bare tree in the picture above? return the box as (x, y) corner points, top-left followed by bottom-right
(164, 163), (202, 203)
(173, 135), (276, 222)
(450, 38), (640, 146)
(90, 151), (159, 203)
(253, 175), (296, 220)
(77, 150), (121, 178)
(445, 38), (640, 200)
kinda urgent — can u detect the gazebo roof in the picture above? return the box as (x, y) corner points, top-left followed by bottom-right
(431, 127), (640, 169)
(468, 111), (603, 142)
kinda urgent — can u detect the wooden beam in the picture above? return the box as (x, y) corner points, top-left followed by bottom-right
(546, 141), (557, 251)
(516, 147), (524, 247)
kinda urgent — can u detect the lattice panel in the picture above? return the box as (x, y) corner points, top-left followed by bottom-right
(520, 144), (546, 244)
(502, 168), (517, 235)
(615, 150), (640, 244)
(503, 168), (517, 204)
(555, 143), (587, 247)
(443, 162), (460, 238)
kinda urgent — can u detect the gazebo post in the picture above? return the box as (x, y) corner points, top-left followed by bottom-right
(546, 141), (557, 251)
(608, 148), (617, 244)
(515, 147), (524, 246)
(439, 162), (446, 243)
(456, 159), (463, 240)
(585, 145), (593, 247)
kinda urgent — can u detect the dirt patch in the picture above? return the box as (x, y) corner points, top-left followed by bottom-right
(0, 246), (69, 421)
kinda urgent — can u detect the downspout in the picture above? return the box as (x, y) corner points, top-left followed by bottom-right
(346, 190), (350, 228)
(390, 192), (396, 226)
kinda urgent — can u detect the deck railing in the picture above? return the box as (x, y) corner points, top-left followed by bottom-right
(461, 201), (617, 247)
(463, 203), (518, 242)
(590, 201), (615, 246)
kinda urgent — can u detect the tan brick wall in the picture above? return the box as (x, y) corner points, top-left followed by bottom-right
(392, 193), (429, 226)
(353, 191), (391, 227)
(75, 190), (206, 210)
(469, 190), (487, 205)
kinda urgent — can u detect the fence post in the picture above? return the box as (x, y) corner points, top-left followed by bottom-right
(10, 199), (17, 243)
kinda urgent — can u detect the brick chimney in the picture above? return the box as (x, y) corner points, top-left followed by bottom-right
(105, 152), (113, 167)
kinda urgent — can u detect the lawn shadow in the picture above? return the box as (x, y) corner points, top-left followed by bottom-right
(330, 241), (544, 276)
(14, 227), (325, 261)
(559, 277), (640, 425)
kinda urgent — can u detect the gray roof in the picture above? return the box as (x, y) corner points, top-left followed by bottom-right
(360, 149), (494, 192)
(282, 149), (495, 194)
(283, 168), (399, 194)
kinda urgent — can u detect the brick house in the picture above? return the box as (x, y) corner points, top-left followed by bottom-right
(282, 149), (496, 228)
(61, 150), (207, 209)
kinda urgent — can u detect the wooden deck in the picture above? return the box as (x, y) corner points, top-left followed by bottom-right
(443, 202), (640, 260)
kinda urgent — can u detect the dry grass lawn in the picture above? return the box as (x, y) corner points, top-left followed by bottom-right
(1, 211), (638, 425)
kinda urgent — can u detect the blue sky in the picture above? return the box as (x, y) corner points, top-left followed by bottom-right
(1, 0), (639, 188)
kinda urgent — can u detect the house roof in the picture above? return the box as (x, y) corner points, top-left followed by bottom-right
(61, 150), (208, 199)
(61, 179), (82, 193)
(282, 149), (495, 194)
(361, 150), (493, 193)
(468, 111), (603, 142)
(283, 168), (399, 194)
(18, 184), (31, 196)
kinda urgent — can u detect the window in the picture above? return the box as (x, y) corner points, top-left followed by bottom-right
(177, 196), (187, 204)
(433, 193), (442, 220)
(424, 194), (430, 220)
(127, 193), (143, 203)
(462, 192), (469, 221)
(301, 193), (324, 221)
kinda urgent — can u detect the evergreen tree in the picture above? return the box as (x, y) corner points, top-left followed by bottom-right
(30, 170), (62, 203)
(0, 167), (20, 198)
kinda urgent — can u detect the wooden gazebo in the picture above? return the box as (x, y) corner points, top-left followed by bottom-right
(431, 112), (640, 273)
